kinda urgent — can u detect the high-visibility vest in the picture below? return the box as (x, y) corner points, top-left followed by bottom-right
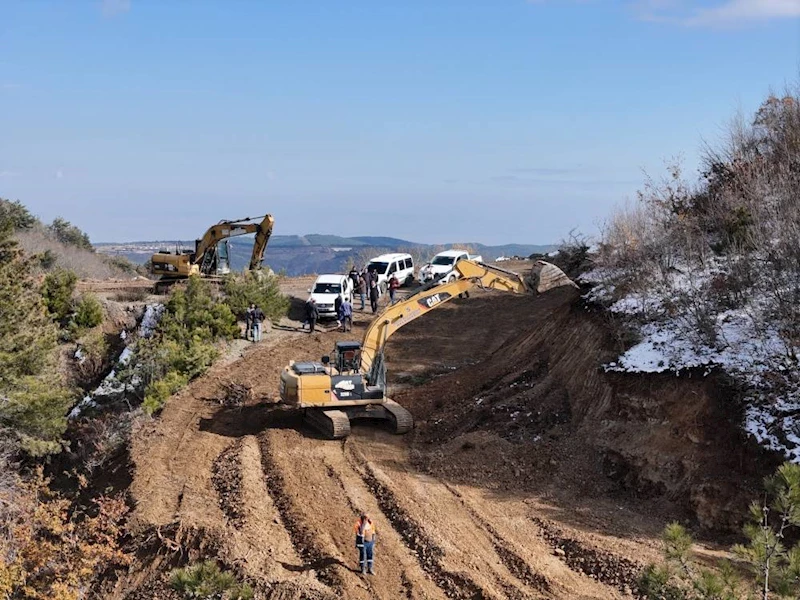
(354, 518), (377, 542)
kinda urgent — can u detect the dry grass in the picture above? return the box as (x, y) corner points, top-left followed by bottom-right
(16, 229), (132, 279)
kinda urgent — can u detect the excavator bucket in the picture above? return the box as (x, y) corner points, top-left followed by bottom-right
(530, 260), (579, 294)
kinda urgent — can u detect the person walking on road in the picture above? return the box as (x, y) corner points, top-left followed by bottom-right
(388, 274), (400, 305)
(251, 304), (265, 342)
(338, 296), (353, 332)
(304, 297), (319, 333)
(354, 512), (377, 575)
(369, 279), (379, 314)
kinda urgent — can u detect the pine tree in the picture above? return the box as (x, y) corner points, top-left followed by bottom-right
(0, 219), (72, 454)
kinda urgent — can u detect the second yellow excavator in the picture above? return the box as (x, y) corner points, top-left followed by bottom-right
(279, 259), (577, 439)
(150, 214), (274, 292)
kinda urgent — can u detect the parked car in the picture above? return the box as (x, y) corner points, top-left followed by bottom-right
(308, 274), (354, 319)
(366, 253), (415, 291)
(418, 249), (483, 284)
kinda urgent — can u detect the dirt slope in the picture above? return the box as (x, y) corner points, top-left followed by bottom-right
(112, 272), (773, 599)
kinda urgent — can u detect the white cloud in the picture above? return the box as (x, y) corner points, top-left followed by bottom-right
(634, 0), (800, 25)
(0, 171), (20, 178)
(55, 169), (64, 179)
(1, 83), (22, 90)
(101, 0), (131, 17)
(687, 0), (800, 25)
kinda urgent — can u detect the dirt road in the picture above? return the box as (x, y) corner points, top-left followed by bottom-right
(116, 270), (761, 599)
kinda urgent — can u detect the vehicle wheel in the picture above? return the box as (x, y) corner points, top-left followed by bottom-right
(405, 274), (414, 286)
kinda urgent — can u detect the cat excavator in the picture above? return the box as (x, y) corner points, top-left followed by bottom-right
(150, 214), (274, 292)
(279, 259), (577, 439)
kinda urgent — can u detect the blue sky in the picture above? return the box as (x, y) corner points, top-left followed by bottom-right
(1, 1), (798, 245)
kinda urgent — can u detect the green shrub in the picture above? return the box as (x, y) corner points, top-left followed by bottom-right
(121, 276), (236, 414)
(72, 294), (103, 329)
(1, 376), (73, 456)
(143, 370), (188, 415)
(170, 561), (253, 600)
(75, 330), (110, 383)
(36, 249), (58, 270)
(41, 269), (77, 323)
(223, 271), (290, 323)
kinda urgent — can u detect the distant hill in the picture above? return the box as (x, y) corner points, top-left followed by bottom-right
(95, 235), (555, 276)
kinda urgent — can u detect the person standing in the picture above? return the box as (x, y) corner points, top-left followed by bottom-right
(388, 275), (400, 305)
(251, 304), (265, 342)
(354, 512), (377, 575)
(338, 296), (353, 332)
(356, 274), (366, 311)
(305, 298), (319, 333)
(349, 265), (359, 290)
(369, 279), (379, 314)
(334, 293), (343, 329)
(244, 304), (254, 340)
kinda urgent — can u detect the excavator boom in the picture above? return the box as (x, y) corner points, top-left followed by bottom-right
(249, 214), (275, 271)
(359, 260), (566, 377)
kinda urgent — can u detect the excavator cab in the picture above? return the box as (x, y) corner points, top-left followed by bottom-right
(333, 341), (362, 374)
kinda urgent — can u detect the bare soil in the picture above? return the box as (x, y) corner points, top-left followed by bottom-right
(105, 264), (776, 599)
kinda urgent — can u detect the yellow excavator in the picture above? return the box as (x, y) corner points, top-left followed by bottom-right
(150, 214), (274, 292)
(279, 259), (577, 439)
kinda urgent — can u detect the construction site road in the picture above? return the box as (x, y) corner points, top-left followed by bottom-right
(117, 266), (755, 599)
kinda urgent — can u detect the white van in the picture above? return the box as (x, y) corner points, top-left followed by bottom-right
(308, 274), (354, 319)
(366, 253), (415, 291)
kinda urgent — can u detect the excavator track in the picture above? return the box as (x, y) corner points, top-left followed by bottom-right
(383, 400), (414, 434)
(304, 408), (351, 440)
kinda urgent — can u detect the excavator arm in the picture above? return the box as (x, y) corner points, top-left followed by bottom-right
(359, 260), (571, 379)
(248, 214), (275, 271)
(192, 214), (274, 270)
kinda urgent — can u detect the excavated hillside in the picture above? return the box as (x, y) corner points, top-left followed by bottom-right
(103, 270), (776, 600)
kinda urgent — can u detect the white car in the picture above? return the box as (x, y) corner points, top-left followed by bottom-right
(308, 274), (353, 319)
(366, 253), (415, 291)
(419, 249), (483, 284)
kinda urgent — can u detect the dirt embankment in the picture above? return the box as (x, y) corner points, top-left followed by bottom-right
(391, 287), (777, 532)
(102, 273), (777, 599)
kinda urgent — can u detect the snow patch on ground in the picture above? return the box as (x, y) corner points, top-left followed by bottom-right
(69, 303), (164, 419)
(586, 264), (800, 461)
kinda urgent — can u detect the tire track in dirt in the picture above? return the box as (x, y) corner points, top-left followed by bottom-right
(344, 445), (487, 600)
(444, 483), (550, 595)
(258, 435), (345, 592)
(212, 439), (245, 528)
(530, 517), (642, 595)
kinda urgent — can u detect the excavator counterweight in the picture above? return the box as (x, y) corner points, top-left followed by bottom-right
(279, 259), (576, 439)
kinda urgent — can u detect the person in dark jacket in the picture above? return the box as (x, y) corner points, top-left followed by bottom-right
(251, 305), (265, 342)
(334, 294), (343, 328)
(349, 266), (360, 289)
(369, 280), (379, 314)
(244, 304), (254, 340)
(305, 298), (319, 333)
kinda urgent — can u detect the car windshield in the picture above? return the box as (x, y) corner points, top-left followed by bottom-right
(432, 256), (456, 266)
(313, 283), (341, 294)
(368, 262), (389, 274)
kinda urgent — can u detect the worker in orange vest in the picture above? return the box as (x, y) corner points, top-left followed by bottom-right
(354, 512), (377, 575)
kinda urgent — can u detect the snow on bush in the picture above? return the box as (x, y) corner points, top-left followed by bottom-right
(586, 90), (800, 461)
